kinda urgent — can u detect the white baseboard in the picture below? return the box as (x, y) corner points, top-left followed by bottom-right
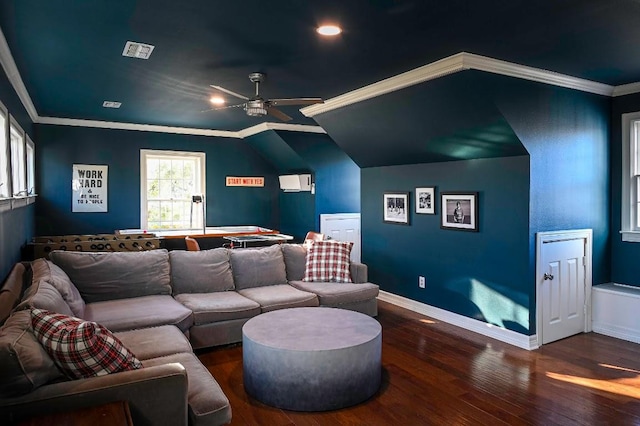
(592, 324), (640, 345)
(378, 291), (539, 350)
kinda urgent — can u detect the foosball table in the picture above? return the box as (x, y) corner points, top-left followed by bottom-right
(29, 233), (161, 259)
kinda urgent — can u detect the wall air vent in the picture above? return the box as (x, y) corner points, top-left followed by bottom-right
(102, 101), (122, 108)
(122, 41), (155, 59)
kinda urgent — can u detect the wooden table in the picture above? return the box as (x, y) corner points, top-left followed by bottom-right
(18, 401), (133, 426)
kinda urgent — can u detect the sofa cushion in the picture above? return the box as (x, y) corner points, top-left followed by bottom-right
(49, 250), (172, 303)
(169, 249), (234, 294)
(175, 292), (261, 325)
(83, 295), (193, 333)
(289, 281), (380, 306)
(31, 308), (143, 380)
(238, 284), (318, 312)
(230, 245), (288, 290)
(0, 310), (63, 397)
(281, 244), (307, 281)
(303, 240), (353, 283)
(17, 281), (75, 317)
(143, 352), (231, 426)
(31, 259), (85, 317)
(115, 325), (192, 360)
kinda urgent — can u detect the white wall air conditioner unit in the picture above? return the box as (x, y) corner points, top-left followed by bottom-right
(279, 174), (312, 192)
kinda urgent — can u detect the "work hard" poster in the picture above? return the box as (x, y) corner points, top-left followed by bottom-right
(72, 164), (108, 213)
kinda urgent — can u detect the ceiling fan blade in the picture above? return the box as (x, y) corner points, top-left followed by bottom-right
(269, 98), (324, 107)
(210, 85), (250, 100)
(266, 106), (292, 122)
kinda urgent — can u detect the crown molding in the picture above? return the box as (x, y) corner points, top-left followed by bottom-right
(612, 82), (640, 97)
(0, 27), (39, 122)
(238, 122), (326, 138)
(461, 53), (614, 96)
(303, 52), (616, 117)
(37, 116), (240, 138)
(36, 116), (326, 139)
(301, 53), (466, 117)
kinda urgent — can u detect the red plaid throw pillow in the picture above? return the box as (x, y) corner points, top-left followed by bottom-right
(30, 308), (142, 379)
(303, 240), (353, 283)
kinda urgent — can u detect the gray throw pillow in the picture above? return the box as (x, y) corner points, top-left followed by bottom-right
(281, 244), (307, 281)
(0, 310), (63, 397)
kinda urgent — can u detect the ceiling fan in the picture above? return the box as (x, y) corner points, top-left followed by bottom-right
(209, 72), (323, 122)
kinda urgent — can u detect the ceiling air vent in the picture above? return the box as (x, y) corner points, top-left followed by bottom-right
(122, 41), (155, 59)
(102, 101), (122, 108)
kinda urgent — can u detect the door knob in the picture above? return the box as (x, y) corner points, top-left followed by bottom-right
(544, 273), (554, 281)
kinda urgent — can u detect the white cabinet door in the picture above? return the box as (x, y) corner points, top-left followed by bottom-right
(540, 238), (586, 344)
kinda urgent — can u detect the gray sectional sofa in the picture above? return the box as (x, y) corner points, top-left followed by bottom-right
(0, 243), (379, 425)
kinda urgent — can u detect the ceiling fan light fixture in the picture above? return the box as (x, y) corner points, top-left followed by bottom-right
(317, 25), (341, 36)
(245, 106), (267, 117)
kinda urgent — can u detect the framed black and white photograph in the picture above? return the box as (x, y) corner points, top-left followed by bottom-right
(415, 187), (435, 214)
(383, 192), (410, 225)
(441, 192), (478, 231)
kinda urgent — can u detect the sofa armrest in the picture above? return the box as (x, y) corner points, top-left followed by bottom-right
(0, 363), (189, 426)
(350, 262), (368, 283)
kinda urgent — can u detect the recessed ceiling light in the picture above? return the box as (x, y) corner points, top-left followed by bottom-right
(210, 96), (225, 105)
(317, 25), (341, 36)
(102, 101), (122, 108)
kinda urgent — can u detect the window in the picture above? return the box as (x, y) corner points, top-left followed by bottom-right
(9, 117), (26, 197)
(140, 149), (205, 230)
(26, 136), (35, 195)
(0, 102), (8, 198)
(621, 111), (640, 241)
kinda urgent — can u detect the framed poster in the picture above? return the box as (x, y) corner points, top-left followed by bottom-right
(415, 187), (435, 214)
(72, 164), (108, 212)
(441, 192), (478, 231)
(383, 192), (410, 225)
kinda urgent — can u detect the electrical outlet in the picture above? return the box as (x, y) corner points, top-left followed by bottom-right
(418, 276), (426, 288)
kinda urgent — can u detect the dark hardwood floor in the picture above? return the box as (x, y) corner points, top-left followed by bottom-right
(197, 301), (640, 425)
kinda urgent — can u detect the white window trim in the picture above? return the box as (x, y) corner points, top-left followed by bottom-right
(0, 99), (8, 202)
(140, 149), (206, 230)
(26, 135), (35, 196)
(621, 111), (640, 242)
(9, 115), (26, 198)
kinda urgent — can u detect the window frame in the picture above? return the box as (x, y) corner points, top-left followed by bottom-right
(0, 100), (9, 200)
(140, 149), (206, 230)
(26, 135), (35, 195)
(621, 111), (640, 242)
(9, 115), (26, 198)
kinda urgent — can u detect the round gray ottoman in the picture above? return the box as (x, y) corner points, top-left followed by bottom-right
(242, 307), (382, 411)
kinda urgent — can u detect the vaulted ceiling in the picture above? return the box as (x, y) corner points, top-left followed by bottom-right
(0, 1), (638, 165)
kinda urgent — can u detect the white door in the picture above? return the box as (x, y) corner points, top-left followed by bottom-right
(320, 213), (361, 263)
(540, 238), (586, 344)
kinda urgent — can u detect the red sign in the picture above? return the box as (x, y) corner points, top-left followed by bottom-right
(225, 176), (265, 187)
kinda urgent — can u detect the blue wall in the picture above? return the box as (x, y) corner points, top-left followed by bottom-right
(34, 125), (280, 236)
(610, 92), (640, 287)
(362, 156), (531, 333)
(277, 131), (360, 235)
(0, 58), (35, 281)
(492, 75), (611, 294)
(335, 72), (610, 335)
